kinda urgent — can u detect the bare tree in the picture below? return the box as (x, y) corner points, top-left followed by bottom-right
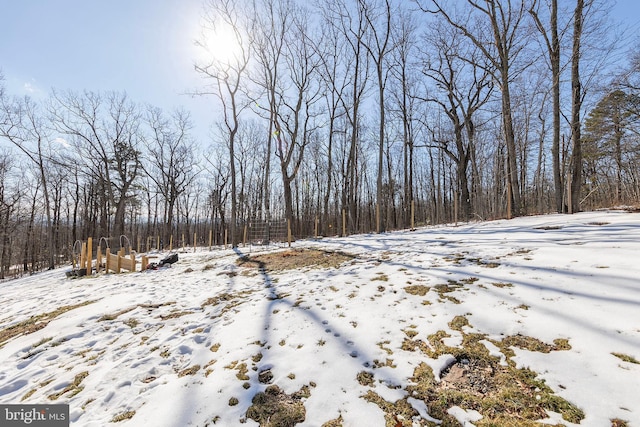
(142, 107), (199, 245)
(389, 5), (420, 228)
(50, 90), (142, 244)
(324, 0), (371, 233)
(247, 0), (291, 224)
(420, 0), (534, 217)
(0, 151), (21, 278)
(358, 0), (394, 232)
(0, 94), (58, 269)
(568, 0), (584, 213)
(195, 0), (251, 247)
(419, 20), (494, 221)
(529, 0), (565, 212)
(314, 17), (350, 234)
(272, 5), (323, 225)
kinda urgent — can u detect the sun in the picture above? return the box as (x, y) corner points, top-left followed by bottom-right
(197, 21), (245, 66)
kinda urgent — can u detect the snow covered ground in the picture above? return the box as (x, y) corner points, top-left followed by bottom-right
(0, 211), (639, 426)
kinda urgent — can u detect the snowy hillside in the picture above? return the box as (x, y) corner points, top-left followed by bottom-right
(1, 211), (639, 426)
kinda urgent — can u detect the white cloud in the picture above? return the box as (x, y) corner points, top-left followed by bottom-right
(53, 137), (70, 149)
(22, 78), (42, 95)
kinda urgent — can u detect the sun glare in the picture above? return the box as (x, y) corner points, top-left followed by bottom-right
(199, 22), (244, 65)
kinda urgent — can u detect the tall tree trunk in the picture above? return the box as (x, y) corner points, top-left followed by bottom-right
(570, 0), (584, 214)
(501, 72), (522, 217)
(550, 0), (563, 213)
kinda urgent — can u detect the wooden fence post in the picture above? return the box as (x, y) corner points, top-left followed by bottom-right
(80, 242), (87, 273)
(243, 225), (248, 247)
(411, 199), (415, 231)
(105, 247), (111, 273)
(96, 246), (102, 274)
(314, 216), (318, 238)
(87, 237), (93, 274)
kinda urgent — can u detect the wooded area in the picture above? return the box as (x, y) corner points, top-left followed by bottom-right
(1, 0), (639, 279)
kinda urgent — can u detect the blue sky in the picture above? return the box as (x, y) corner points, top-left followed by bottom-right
(0, 0), (212, 140)
(1, 0), (639, 145)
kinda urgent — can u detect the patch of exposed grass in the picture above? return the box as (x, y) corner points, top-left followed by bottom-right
(357, 371), (375, 386)
(159, 310), (194, 320)
(449, 315), (470, 331)
(201, 293), (234, 307)
(178, 364), (200, 377)
(0, 301), (96, 348)
(48, 371), (89, 400)
(237, 248), (355, 272)
(611, 418), (629, 427)
(321, 415), (343, 427)
(394, 318), (582, 425)
(377, 340), (393, 355)
(479, 261), (500, 268)
(373, 358), (396, 369)
(372, 273), (389, 282)
(402, 329), (418, 338)
(492, 282), (514, 288)
(498, 334), (572, 355)
(99, 302), (175, 322)
(433, 280), (465, 303)
(246, 385), (309, 427)
(33, 337), (53, 348)
(362, 390), (423, 427)
(404, 284), (430, 296)
(612, 352), (640, 364)
(21, 388), (37, 401)
(224, 359), (250, 381)
(111, 410), (135, 423)
(124, 318), (139, 328)
(201, 289), (255, 317)
(98, 306), (137, 322)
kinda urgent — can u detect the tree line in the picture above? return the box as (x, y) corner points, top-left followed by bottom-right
(1, 0), (639, 278)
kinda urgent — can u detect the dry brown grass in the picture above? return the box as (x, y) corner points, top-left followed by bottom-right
(0, 301), (96, 348)
(111, 410), (136, 422)
(177, 364), (201, 377)
(246, 384), (310, 427)
(384, 317), (583, 426)
(48, 371), (89, 400)
(237, 248), (355, 272)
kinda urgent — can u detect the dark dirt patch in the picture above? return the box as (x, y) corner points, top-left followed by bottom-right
(237, 248), (355, 272)
(404, 284), (430, 296)
(246, 384), (310, 427)
(534, 225), (563, 230)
